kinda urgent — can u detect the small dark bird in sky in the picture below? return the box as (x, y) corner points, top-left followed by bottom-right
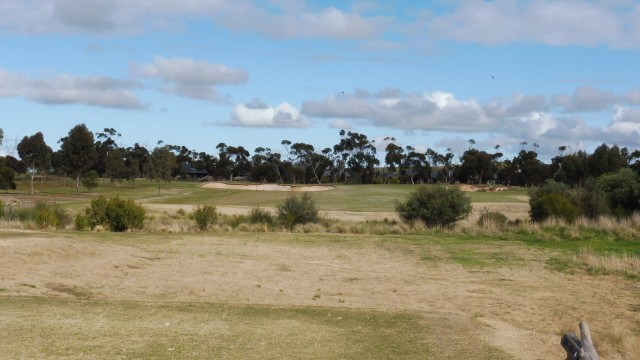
(491, 75), (495, 79)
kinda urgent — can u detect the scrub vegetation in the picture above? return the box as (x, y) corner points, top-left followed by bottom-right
(1, 176), (639, 359)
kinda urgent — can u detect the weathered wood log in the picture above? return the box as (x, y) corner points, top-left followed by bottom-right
(561, 321), (600, 360)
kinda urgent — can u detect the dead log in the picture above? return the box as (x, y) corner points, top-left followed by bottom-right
(561, 321), (600, 360)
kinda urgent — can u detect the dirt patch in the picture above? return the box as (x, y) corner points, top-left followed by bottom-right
(1, 232), (638, 359)
(202, 182), (335, 192)
(459, 184), (510, 192)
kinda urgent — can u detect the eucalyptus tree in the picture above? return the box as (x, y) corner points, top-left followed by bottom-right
(403, 147), (430, 184)
(59, 124), (97, 194)
(333, 130), (379, 184)
(227, 145), (251, 180)
(106, 148), (127, 186)
(290, 142), (315, 183)
(550, 150), (590, 187)
(123, 143), (149, 186)
(426, 148), (457, 184)
(457, 148), (497, 184)
(149, 145), (176, 193)
(629, 149), (640, 174)
(215, 143), (233, 180)
(94, 128), (121, 177)
(0, 157), (16, 192)
(251, 147), (282, 183)
(509, 150), (549, 187)
(384, 140), (405, 182)
(17, 132), (52, 194)
(588, 143), (628, 178)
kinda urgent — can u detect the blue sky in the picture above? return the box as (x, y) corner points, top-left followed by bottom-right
(1, 0), (640, 162)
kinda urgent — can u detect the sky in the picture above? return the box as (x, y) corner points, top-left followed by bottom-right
(1, 0), (640, 162)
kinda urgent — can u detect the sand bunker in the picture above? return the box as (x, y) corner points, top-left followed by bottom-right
(202, 182), (335, 192)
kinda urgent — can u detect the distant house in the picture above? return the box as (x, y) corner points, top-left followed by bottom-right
(180, 163), (209, 180)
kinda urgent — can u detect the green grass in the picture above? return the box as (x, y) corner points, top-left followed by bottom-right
(7, 177), (527, 213)
(0, 296), (487, 360)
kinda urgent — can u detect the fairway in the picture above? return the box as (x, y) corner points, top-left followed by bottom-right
(2, 230), (638, 359)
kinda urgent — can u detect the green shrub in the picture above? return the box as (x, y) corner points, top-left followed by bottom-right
(573, 177), (609, 219)
(105, 197), (146, 232)
(477, 210), (508, 227)
(32, 201), (70, 229)
(81, 170), (99, 193)
(395, 185), (472, 227)
(74, 213), (89, 231)
(538, 193), (580, 223)
(85, 196), (109, 230)
(84, 196), (145, 232)
(529, 180), (576, 222)
(248, 207), (274, 225)
(597, 168), (640, 218)
(4, 201), (71, 229)
(228, 214), (247, 228)
(193, 204), (218, 231)
(276, 193), (320, 230)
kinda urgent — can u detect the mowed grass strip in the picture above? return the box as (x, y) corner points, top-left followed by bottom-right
(150, 183), (528, 212)
(0, 296), (511, 360)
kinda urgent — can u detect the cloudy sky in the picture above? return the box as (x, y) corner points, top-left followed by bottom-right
(1, 0), (639, 161)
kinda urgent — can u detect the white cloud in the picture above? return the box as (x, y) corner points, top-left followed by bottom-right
(27, 75), (145, 109)
(227, 99), (311, 128)
(427, 0), (634, 48)
(1, 1), (637, 49)
(329, 118), (353, 130)
(0, 1), (388, 39)
(0, 68), (145, 110)
(302, 89), (499, 132)
(552, 85), (620, 112)
(0, 69), (26, 97)
(133, 56), (248, 102)
(602, 106), (640, 144)
(303, 86), (640, 149)
(54, 0), (115, 32)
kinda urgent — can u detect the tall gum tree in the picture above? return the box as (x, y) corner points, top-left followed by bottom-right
(17, 132), (52, 195)
(59, 124), (97, 195)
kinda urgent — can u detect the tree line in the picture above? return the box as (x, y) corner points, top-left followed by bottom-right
(1, 124), (640, 194)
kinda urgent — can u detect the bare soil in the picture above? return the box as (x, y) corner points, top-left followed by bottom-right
(1, 231), (638, 359)
(201, 182), (335, 192)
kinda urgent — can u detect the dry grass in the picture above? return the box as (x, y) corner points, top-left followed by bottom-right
(2, 231), (638, 359)
(568, 248), (640, 279)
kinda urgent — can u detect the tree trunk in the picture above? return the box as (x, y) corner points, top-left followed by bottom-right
(561, 321), (599, 360)
(75, 175), (80, 195)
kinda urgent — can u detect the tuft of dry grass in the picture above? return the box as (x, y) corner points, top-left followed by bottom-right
(570, 248), (640, 279)
(591, 319), (640, 360)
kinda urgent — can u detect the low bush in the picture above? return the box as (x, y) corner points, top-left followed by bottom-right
(193, 204), (218, 231)
(85, 196), (109, 230)
(74, 213), (89, 231)
(34, 201), (70, 229)
(84, 196), (146, 232)
(477, 210), (508, 228)
(529, 180), (579, 223)
(276, 193), (320, 230)
(1, 201), (70, 229)
(248, 207), (274, 226)
(539, 193), (580, 223)
(106, 197), (146, 232)
(395, 185), (472, 228)
(597, 168), (640, 218)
